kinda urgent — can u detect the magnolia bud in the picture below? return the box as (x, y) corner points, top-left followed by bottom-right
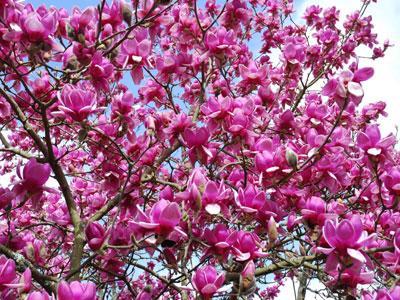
(78, 128), (88, 142)
(267, 216), (279, 241)
(122, 4), (132, 25)
(191, 185), (202, 211)
(66, 24), (75, 39)
(299, 244), (307, 256)
(77, 33), (86, 44)
(144, 285), (152, 293)
(66, 56), (79, 71)
(285, 148), (298, 169)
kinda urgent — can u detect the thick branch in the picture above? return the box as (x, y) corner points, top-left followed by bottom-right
(0, 244), (57, 294)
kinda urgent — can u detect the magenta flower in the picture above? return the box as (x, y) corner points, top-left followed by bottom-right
(382, 229), (400, 272)
(0, 256), (16, 288)
(239, 61), (267, 85)
(4, 11), (57, 44)
(203, 224), (232, 257)
(228, 230), (267, 261)
(13, 159), (52, 202)
(384, 167), (400, 196)
(57, 281), (96, 300)
(119, 30), (151, 84)
(192, 266), (225, 299)
(85, 222), (107, 251)
(283, 38), (306, 64)
(234, 184), (265, 213)
(362, 286), (400, 300)
(134, 199), (187, 238)
(357, 124), (395, 157)
(27, 291), (51, 300)
(0, 188), (14, 210)
(317, 215), (375, 272)
(227, 109), (250, 135)
(327, 260), (373, 289)
(25, 240), (46, 265)
(0, 97), (10, 120)
(87, 52), (114, 91)
(205, 27), (236, 57)
(183, 127), (212, 164)
(23, 12), (57, 42)
(201, 95), (232, 120)
(301, 196), (328, 226)
(136, 290), (152, 300)
(201, 181), (230, 215)
(241, 260), (256, 279)
(322, 68), (374, 103)
(56, 85), (97, 122)
(255, 149), (279, 174)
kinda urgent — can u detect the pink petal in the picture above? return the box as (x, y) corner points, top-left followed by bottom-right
(347, 248), (366, 263)
(348, 82), (363, 97)
(205, 203), (221, 215)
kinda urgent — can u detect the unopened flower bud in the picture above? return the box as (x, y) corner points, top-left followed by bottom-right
(285, 148), (298, 169)
(267, 216), (279, 241)
(122, 4), (132, 25)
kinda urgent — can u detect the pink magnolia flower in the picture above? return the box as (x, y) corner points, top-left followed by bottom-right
(85, 222), (107, 251)
(234, 184), (265, 213)
(239, 61), (268, 85)
(0, 188), (14, 210)
(56, 85), (97, 122)
(13, 159), (53, 202)
(228, 230), (267, 261)
(382, 229), (400, 271)
(241, 260), (255, 279)
(5, 11), (57, 43)
(136, 290), (152, 300)
(201, 181), (230, 215)
(357, 124), (395, 157)
(300, 196), (329, 226)
(58, 281), (96, 300)
(362, 286), (400, 300)
(134, 199), (187, 239)
(258, 85), (275, 106)
(322, 68), (374, 103)
(255, 149), (280, 173)
(227, 108), (251, 135)
(203, 224), (232, 257)
(205, 27), (237, 58)
(87, 52), (114, 91)
(283, 37), (306, 65)
(69, 7), (96, 34)
(183, 127), (212, 164)
(317, 215), (375, 272)
(192, 266), (225, 299)
(384, 167), (400, 196)
(201, 95), (232, 121)
(0, 97), (11, 120)
(119, 30), (151, 84)
(27, 291), (52, 300)
(327, 260), (373, 289)
(0, 256), (16, 288)
(25, 240), (46, 265)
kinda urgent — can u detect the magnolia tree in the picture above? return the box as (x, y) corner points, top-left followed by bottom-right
(0, 0), (398, 299)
